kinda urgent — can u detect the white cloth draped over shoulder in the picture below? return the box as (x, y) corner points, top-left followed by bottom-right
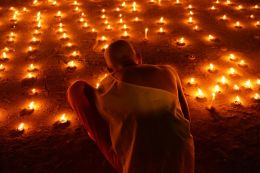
(95, 75), (194, 173)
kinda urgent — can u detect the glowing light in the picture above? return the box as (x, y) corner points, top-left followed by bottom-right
(59, 113), (68, 123)
(62, 33), (68, 39)
(208, 63), (215, 72)
(31, 88), (37, 95)
(79, 17), (84, 23)
(121, 1), (126, 8)
(188, 4), (193, 9)
(27, 101), (35, 110)
(196, 88), (205, 99)
(193, 25), (199, 31)
(132, 2), (137, 12)
(226, 0), (232, 5)
(83, 22), (89, 28)
(145, 28), (148, 40)
(250, 14), (255, 19)
(26, 73), (35, 79)
(229, 54), (236, 61)
(237, 5), (243, 10)
(102, 44), (109, 50)
(211, 6), (216, 10)
(229, 67), (236, 76)
(68, 61), (76, 68)
(235, 21), (242, 28)
(176, 37), (186, 46)
(208, 34), (216, 41)
(56, 11), (62, 17)
(257, 79), (260, 85)
(17, 123), (25, 132)
(28, 46), (34, 53)
(100, 36), (107, 41)
(254, 5), (259, 9)
(238, 60), (247, 67)
(134, 17), (140, 22)
(233, 84), (240, 91)
(122, 31), (129, 38)
(244, 80), (252, 89)
(119, 18), (123, 24)
(159, 17), (164, 24)
(28, 64), (36, 71)
(2, 52), (7, 60)
(233, 96), (241, 105)
(189, 11), (193, 16)
(96, 83), (100, 89)
(253, 93), (260, 100)
(221, 14), (227, 20)
(188, 77), (196, 85)
(0, 64), (5, 71)
(256, 21), (260, 27)
(158, 27), (165, 34)
(221, 76), (228, 85)
(176, 0), (181, 4)
(214, 85), (221, 93)
(122, 24), (128, 30)
(188, 17), (193, 24)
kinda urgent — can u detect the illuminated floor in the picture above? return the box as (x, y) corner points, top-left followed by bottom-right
(0, 0), (259, 173)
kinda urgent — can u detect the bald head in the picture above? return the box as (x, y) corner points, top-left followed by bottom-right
(105, 40), (139, 72)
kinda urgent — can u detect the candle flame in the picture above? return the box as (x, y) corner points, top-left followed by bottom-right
(18, 123), (25, 131)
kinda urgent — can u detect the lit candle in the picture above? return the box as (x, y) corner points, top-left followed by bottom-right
(256, 21), (260, 27)
(65, 42), (73, 48)
(91, 28), (96, 33)
(238, 60), (247, 67)
(96, 82), (100, 89)
(208, 92), (216, 109)
(188, 17), (193, 24)
(220, 76), (228, 85)
(17, 123), (25, 132)
(226, 0), (232, 5)
(249, 14), (255, 19)
(233, 96), (241, 105)
(79, 17), (85, 23)
(118, 18), (123, 24)
(121, 1), (126, 8)
(28, 46), (34, 53)
(0, 64), (5, 71)
(233, 84), (240, 91)
(208, 63), (216, 72)
(189, 11), (193, 16)
(193, 25), (200, 31)
(132, 2), (137, 12)
(208, 34), (216, 41)
(254, 5), (259, 9)
(102, 44), (109, 51)
(28, 64), (36, 71)
(31, 37), (38, 43)
(61, 33), (69, 40)
(30, 88), (38, 95)
(74, 6), (80, 12)
(34, 29), (41, 35)
(56, 11), (62, 18)
(176, 37), (186, 46)
(105, 24), (112, 31)
(71, 51), (79, 57)
(82, 22), (89, 28)
(122, 24), (128, 30)
(196, 88), (205, 99)
(2, 52), (8, 60)
(158, 27), (165, 34)
(228, 67), (236, 76)
(58, 27), (63, 33)
(235, 21), (242, 28)
(67, 60), (76, 69)
(214, 85), (221, 93)
(101, 9), (106, 13)
(257, 79), (260, 85)
(188, 4), (193, 9)
(59, 113), (68, 123)
(158, 17), (164, 24)
(229, 54), (236, 61)
(253, 93), (260, 101)
(26, 72), (35, 79)
(188, 77), (196, 86)
(215, 0), (220, 4)
(237, 5), (243, 10)
(99, 35), (107, 41)
(145, 28), (149, 40)
(176, 0), (181, 4)
(122, 31), (129, 38)
(27, 101), (35, 111)
(210, 6), (216, 10)
(133, 17), (140, 22)
(244, 80), (252, 89)
(221, 14), (227, 21)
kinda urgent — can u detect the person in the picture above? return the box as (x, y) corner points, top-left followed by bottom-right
(67, 40), (194, 173)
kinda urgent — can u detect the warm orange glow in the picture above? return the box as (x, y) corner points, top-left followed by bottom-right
(221, 76), (228, 85)
(234, 96), (241, 105)
(214, 85), (221, 93)
(228, 67), (236, 76)
(188, 77), (196, 85)
(229, 54), (236, 61)
(196, 88), (205, 99)
(233, 84), (240, 91)
(68, 61), (76, 68)
(145, 28), (148, 40)
(208, 63), (215, 72)
(253, 93), (259, 100)
(17, 123), (25, 132)
(0, 64), (5, 71)
(244, 80), (252, 89)
(59, 113), (68, 123)
(28, 101), (35, 110)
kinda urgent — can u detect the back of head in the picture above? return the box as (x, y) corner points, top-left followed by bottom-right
(105, 40), (137, 71)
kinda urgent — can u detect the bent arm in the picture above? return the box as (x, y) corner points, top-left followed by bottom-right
(164, 66), (191, 121)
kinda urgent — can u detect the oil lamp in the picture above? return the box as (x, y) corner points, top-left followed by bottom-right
(71, 51), (79, 57)
(253, 93), (259, 101)
(210, 6), (216, 10)
(28, 46), (34, 53)
(215, 0), (220, 4)
(122, 31), (129, 38)
(244, 80), (252, 89)
(99, 35), (107, 42)
(221, 14), (227, 21)
(30, 88), (38, 95)
(31, 37), (39, 43)
(188, 77), (196, 86)
(220, 76), (228, 85)
(59, 113), (68, 124)
(61, 33), (69, 40)
(121, 1), (126, 8)
(233, 84), (240, 91)
(74, 6), (80, 12)
(91, 28), (96, 33)
(83, 22), (89, 28)
(2, 52), (8, 60)
(17, 123), (25, 132)
(101, 9), (105, 13)
(58, 27), (63, 33)
(188, 17), (193, 24)
(33, 29), (41, 35)
(249, 14), (255, 19)
(73, 1), (78, 6)
(79, 17), (84, 23)
(28, 64), (36, 71)
(188, 4), (193, 9)
(208, 63), (216, 72)
(254, 5), (259, 9)
(56, 11), (62, 18)
(37, 21), (41, 29)
(67, 60), (76, 69)
(189, 11), (193, 16)
(119, 18), (123, 24)
(238, 60), (247, 67)
(105, 25), (112, 31)
(214, 85), (221, 93)
(176, 37), (185, 46)
(235, 21), (242, 28)
(133, 17), (140, 22)
(256, 21), (260, 27)
(237, 5), (243, 10)
(193, 25), (200, 31)
(229, 54), (236, 61)
(158, 17), (164, 24)
(208, 92), (216, 110)
(122, 24), (128, 30)
(102, 44), (109, 51)
(196, 88), (205, 99)
(27, 101), (35, 111)
(116, 7), (120, 12)
(228, 67), (236, 76)
(66, 42), (73, 48)
(233, 96), (241, 105)
(96, 83), (100, 89)
(208, 34), (216, 41)
(158, 27), (165, 34)
(176, 0), (181, 4)
(0, 64), (5, 71)
(226, 0), (232, 5)
(26, 72), (35, 79)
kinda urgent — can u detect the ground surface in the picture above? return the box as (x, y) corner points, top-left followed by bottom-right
(0, 0), (259, 173)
